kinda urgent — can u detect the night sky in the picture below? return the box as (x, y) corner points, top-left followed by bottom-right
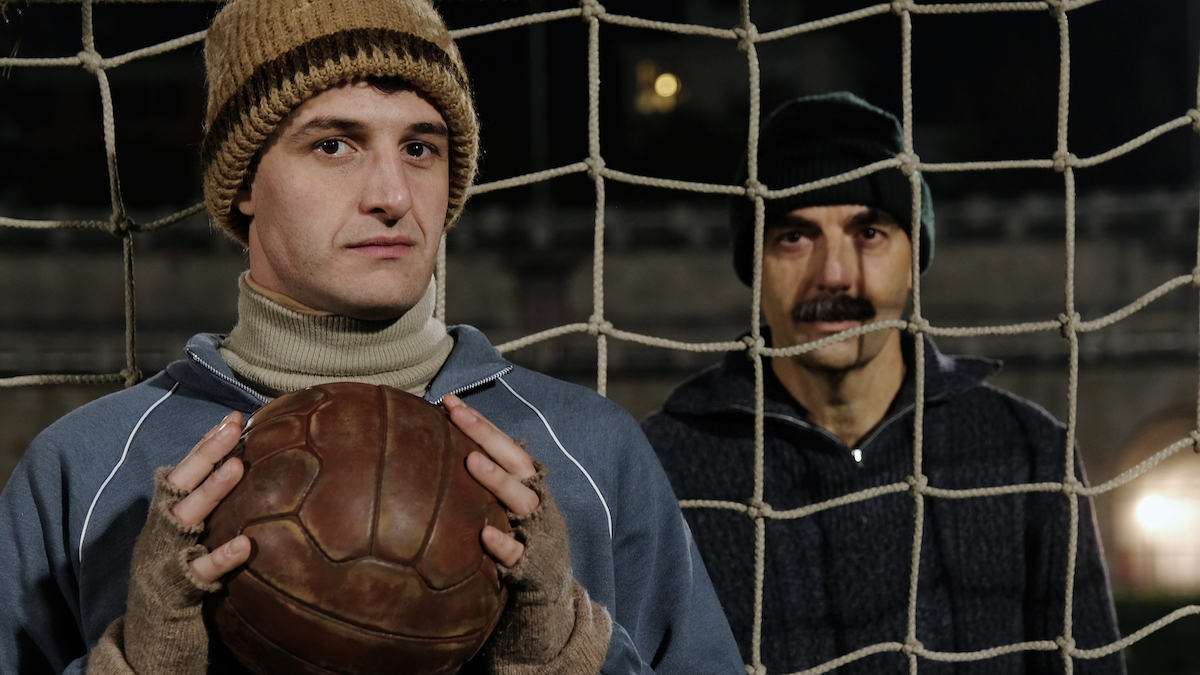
(0, 0), (1195, 218)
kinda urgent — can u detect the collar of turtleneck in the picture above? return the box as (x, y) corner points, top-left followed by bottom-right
(219, 273), (453, 398)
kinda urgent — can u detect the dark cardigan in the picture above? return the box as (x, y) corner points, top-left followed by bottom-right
(642, 333), (1124, 675)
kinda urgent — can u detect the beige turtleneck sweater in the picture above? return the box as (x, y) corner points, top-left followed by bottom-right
(219, 273), (453, 398)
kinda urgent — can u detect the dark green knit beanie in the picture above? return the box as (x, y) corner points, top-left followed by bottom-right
(730, 92), (935, 285)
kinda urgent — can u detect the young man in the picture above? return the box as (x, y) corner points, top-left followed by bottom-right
(642, 93), (1125, 674)
(0, 1), (743, 673)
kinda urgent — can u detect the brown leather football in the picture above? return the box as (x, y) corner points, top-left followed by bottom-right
(203, 382), (510, 675)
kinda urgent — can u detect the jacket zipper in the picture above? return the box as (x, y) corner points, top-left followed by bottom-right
(852, 386), (956, 462)
(430, 365), (514, 406)
(186, 348), (272, 406)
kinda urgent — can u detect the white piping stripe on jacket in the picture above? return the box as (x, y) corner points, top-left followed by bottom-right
(78, 382), (179, 563)
(497, 377), (614, 539)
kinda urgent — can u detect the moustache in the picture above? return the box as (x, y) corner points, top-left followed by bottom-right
(791, 295), (877, 323)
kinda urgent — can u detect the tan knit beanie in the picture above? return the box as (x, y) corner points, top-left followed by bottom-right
(200, 0), (478, 246)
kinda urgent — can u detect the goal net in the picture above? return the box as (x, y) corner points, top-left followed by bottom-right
(1, 2), (1198, 674)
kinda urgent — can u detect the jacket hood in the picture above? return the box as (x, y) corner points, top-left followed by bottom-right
(661, 330), (1000, 419)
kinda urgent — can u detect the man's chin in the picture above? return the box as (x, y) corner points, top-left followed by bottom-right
(772, 323), (858, 355)
(788, 324), (902, 374)
(343, 306), (414, 321)
(318, 283), (429, 321)
(322, 296), (418, 321)
(792, 341), (867, 372)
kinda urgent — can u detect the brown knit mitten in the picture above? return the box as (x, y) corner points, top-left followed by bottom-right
(483, 462), (613, 675)
(87, 467), (221, 675)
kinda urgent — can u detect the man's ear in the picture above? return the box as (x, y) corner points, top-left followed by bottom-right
(233, 187), (254, 217)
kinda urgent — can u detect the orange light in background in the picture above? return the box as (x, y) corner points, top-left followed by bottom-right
(1135, 494), (1176, 531)
(1105, 410), (1200, 595)
(1116, 463), (1200, 592)
(654, 72), (680, 98)
(636, 59), (679, 114)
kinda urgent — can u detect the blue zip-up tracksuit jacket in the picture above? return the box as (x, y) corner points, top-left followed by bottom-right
(1, 325), (743, 674)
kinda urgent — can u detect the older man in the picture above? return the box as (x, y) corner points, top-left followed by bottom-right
(642, 93), (1124, 674)
(0, 2), (742, 673)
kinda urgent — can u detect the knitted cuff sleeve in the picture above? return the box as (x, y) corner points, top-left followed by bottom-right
(86, 619), (134, 675)
(483, 462), (612, 675)
(89, 466), (220, 675)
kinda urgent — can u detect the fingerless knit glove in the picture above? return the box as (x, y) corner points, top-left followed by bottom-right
(483, 462), (612, 675)
(88, 467), (220, 675)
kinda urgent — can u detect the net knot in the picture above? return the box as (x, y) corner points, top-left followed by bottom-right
(579, 0), (606, 20)
(76, 49), (103, 74)
(1189, 430), (1200, 453)
(1055, 635), (1076, 654)
(1192, 266), (1200, 288)
(121, 367), (142, 387)
(109, 214), (134, 235)
(745, 665), (767, 675)
(1057, 312), (1081, 338)
(1044, 0), (1067, 17)
(897, 152), (920, 176)
(586, 316), (612, 335)
(1189, 109), (1200, 133)
(742, 334), (765, 358)
(902, 638), (925, 655)
(743, 178), (766, 201)
(744, 500), (772, 520)
(584, 156), (606, 177)
(906, 474), (928, 493)
(1061, 477), (1084, 494)
(1052, 150), (1077, 173)
(891, 0), (915, 15)
(907, 316), (931, 334)
(733, 24), (758, 52)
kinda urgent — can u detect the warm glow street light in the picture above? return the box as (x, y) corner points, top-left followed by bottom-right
(1135, 494), (1174, 531)
(635, 61), (680, 114)
(654, 73), (679, 98)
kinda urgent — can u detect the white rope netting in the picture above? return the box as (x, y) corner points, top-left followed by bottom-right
(2, 2), (1198, 674)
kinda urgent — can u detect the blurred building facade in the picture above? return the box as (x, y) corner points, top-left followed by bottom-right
(3, 190), (1200, 602)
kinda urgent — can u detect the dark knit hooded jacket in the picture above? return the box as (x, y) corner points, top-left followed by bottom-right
(642, 333), (1124, 675)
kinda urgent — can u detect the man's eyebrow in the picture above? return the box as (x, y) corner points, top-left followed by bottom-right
(849, 207), (897, 225)
(288, 117), (366, 137)
(285, 117), (449, 138)
(411, 121), (449, 137)
(770, 213), (817, 230)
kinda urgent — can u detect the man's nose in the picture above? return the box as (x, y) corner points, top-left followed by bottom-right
(360, 151), (411, 223)
(816, 235), (855, 292)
